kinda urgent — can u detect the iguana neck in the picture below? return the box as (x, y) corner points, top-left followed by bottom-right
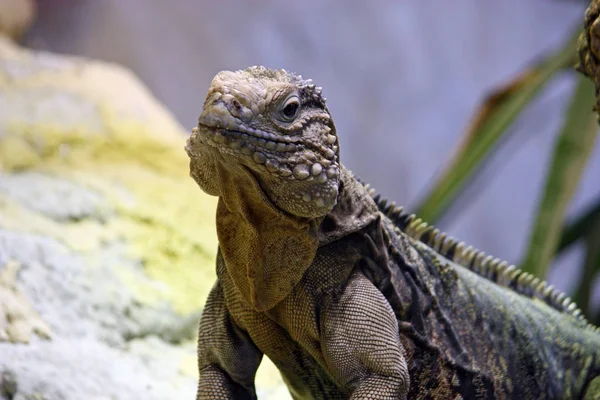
(213, 159), (319, 312)
(317, 167), (380, 245)
(216, 163), (378, 311)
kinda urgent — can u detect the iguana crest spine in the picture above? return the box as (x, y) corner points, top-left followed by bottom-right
(363, 182), (598, 332)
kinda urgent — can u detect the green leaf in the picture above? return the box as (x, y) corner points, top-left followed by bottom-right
(414, 30), (580, 223)
(557, 198), (600, 253)
(521, 75), (598, 278)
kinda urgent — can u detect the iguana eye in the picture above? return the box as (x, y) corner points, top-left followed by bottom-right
(281, 96), (300, 121)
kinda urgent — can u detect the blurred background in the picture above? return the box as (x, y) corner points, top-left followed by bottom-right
(24, 0), (599, 309)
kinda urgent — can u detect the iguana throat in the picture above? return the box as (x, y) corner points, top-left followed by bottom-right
(212, 156), (320, 311)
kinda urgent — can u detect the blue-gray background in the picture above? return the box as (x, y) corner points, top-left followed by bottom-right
(25, 0), (600, 310)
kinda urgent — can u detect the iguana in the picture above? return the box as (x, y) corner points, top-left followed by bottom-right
(186, 66), (600, 400)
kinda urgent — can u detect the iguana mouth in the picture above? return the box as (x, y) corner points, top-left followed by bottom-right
(196, 124), (300, 152)
(193, 124), (340, 183)
(197, 121), (335, 157)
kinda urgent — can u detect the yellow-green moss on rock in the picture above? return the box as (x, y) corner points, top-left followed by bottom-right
(0, 37), (218, 314)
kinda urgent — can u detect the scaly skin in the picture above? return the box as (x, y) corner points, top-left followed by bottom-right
(186, 66), (600, 399)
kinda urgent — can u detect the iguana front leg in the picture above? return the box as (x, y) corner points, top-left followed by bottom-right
(196, 281), (262, 400)
(321, 271), (410, 399)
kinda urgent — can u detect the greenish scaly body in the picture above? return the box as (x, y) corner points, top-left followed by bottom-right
(187, 66), (600, 399)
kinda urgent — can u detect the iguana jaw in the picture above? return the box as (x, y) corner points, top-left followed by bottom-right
(186, 66), (341, 218)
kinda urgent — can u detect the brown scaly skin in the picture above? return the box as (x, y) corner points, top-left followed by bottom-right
(187, 66), (600, 399)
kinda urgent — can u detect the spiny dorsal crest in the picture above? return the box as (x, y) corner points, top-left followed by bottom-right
(361, 182), (598, 332)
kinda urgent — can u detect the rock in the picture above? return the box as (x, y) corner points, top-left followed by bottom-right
(0, 37), (220, 399)
(0, 260), (52, 343)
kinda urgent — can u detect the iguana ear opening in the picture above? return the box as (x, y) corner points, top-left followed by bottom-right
(317, 167), (379, 245)
(215, 168), (319, 312)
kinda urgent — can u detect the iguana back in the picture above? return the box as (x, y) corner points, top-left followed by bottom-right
(372, 210), (600, 398)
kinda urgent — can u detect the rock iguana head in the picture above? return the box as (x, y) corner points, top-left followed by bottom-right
(186, 66), (340, 218)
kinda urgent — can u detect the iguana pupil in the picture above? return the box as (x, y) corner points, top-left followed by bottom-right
(282, 98), (299, 119)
